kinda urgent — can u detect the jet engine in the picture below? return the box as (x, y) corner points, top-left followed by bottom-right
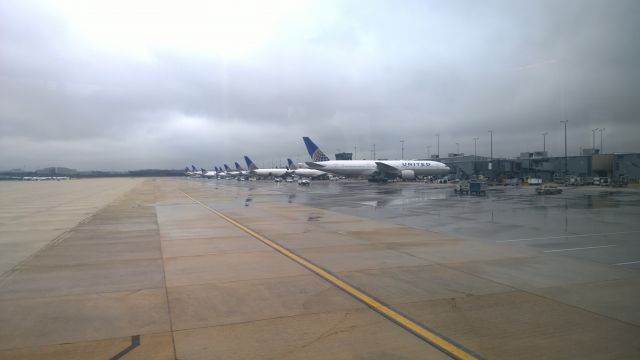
(400, 170), (416, 180)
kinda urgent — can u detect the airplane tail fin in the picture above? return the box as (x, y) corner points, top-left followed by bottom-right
(303, 137), (330, 162)
(244, 156), (259, 171)
(224, 164), (231, 171)
(201, 168), (206, 174)
(234, 162), (245, 171)
(287, 158), (298, 170)
(191, 165), (197, 171)
(185, 166), (190, 173)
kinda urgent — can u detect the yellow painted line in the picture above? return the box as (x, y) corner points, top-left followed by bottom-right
(183, 191), (479, 360)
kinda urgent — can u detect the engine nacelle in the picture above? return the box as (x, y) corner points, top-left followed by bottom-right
(401, 170), (416, 180)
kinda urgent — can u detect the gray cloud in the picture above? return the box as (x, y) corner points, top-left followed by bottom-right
(1, 0), (639, 170)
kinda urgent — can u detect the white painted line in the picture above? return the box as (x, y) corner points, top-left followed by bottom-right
(496, 230), (640, 243)
(543, 245), (617, 253)
(612, 260), (640, 266)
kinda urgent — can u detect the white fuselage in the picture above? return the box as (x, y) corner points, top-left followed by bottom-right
(292, 168), (327, 178)
(310, 160), (450, 177)
(251, 169), (288, 177)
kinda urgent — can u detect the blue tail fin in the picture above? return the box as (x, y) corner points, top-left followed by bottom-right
(303, 137), (330, 161)
(235, 162), (245, 171)
(191, 165), (197, 171)
(287, 158), (297, 170)
(224, 164), (231, 171)
(185, 166), (190, 172)
(244, 156), (259, 171)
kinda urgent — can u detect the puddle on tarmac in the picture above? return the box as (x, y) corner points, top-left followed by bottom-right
(307, 213), (323, 221)
(581, 192), (619, 209)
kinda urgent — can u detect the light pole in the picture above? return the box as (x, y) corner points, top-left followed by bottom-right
(542, 132), (548, 153)
(599, 128), (605, 153)
(560, 120), (568, 175)
(436, 134), (440, 158)
(591, 128), (599, 152)
(488, 130), (493, 162)
(373, 144), (376, 159)
(400, 140), (405, 159)
(473, 137), (479, 174)
(354, 145), (357, 160)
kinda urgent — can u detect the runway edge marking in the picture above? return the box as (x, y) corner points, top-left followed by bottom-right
(182, 191), (480, 360)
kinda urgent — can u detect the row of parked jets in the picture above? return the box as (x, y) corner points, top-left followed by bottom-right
(185, 136), (450, 182)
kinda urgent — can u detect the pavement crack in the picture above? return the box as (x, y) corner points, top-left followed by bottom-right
(275, 312), (353, 360)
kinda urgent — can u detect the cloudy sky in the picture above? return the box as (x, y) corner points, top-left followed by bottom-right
(1, 0), (638, 170)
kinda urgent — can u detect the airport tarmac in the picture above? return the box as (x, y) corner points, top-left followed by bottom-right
(1, 177), (639, 359)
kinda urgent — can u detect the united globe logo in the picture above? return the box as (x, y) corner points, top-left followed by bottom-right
(312, 150), (329, 162)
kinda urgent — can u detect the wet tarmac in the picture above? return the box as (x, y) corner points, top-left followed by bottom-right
(236, 180), (640, 269)
(1, 178), (639, 359)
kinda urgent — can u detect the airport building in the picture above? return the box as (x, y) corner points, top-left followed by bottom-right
(35, 167), (78, 176)
(439, 152), (640, 182)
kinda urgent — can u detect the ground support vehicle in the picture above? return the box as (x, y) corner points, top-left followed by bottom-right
(454, 181), (470, 195)
(536, 184), (562, 195)
(469, 181), (487, 196)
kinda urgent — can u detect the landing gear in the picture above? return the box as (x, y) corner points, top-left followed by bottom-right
(367, 173), (389, 183)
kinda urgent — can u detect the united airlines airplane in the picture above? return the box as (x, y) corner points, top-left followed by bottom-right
(223, 164), (241, 177)
(287, 158), (327, 178)
(303, 137), (450, 182)
(202, 167), (218, 179)
(214, 166), (229, 178)
(234, 162), (249, 176)
(185, 165), (202, 177)
(244, 156), (288, 177)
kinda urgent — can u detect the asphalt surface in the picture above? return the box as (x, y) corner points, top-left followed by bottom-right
(1, 177), (639, 359)
(231, 179), (640, 269)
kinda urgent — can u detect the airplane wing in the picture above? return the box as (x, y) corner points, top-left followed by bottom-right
(305, 162), (325, 169)
(375, 162), (401, 176)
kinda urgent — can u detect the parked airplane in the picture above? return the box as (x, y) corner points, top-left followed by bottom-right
(287, 158), (327, 178)
(214, 166), (229, 178)
(223, 164), (241, 177)
(235, 162), (249, 176)
(202, 167), (218, 179)
(302, 137), (450, 182)
(22, 176), (70, 181)
(244, 156), (289, 177)
(185, 165), (202, 177)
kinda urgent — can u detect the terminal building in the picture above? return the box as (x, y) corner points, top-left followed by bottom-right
(35, 167), (78, 176)
(437, 152), (640, 183)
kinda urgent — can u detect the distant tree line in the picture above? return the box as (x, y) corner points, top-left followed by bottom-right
(0, 169), (185, 179)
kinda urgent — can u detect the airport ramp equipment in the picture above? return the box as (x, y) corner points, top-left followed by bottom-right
(469, 181), (487, 196)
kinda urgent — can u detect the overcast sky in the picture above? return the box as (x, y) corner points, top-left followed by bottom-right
(1, 0), (639, 170)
